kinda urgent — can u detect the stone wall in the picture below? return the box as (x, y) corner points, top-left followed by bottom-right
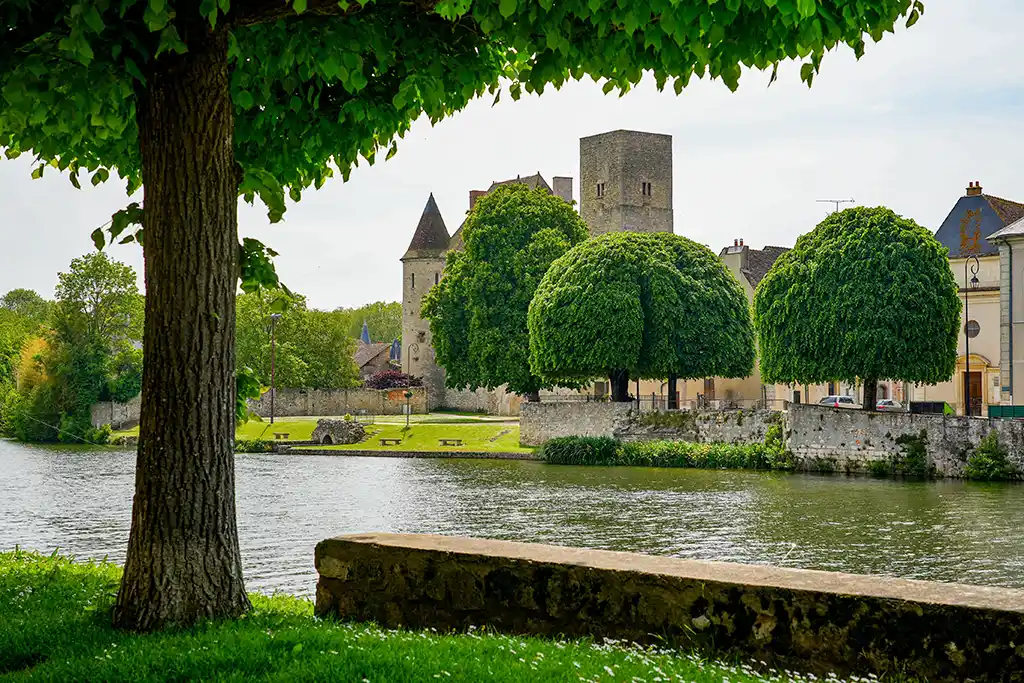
(519, 401), (632, 446)
(786, 403), (1024, 476)
(315, 533), (1024, 683)
(247, 387), (428, 417)
(89, 395), (142, 429)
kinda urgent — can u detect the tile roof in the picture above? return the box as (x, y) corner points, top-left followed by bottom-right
(354, 342), (390, 369)
(402, 194), (450, 259)
(933, 192), (1024, 257)
(988, 215), (1024, 242)
(744, 246), (790, 287)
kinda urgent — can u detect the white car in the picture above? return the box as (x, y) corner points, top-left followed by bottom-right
(876, 399), (904, 412)
(818, 395), (862, 409)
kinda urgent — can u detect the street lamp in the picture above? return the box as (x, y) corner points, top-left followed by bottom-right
(404, 390), (413, 429)
(963, 255), (980, 416)
(269, 313), (282, 424)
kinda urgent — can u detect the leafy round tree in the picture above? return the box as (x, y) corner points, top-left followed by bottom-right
(754, 206), (959, 410)
(529, 232), (755, 401)
(2, 0), (922, 630)
(422, 184), (588, 401)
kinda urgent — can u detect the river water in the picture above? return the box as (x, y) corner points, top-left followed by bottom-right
(2, 439), (1022, 597)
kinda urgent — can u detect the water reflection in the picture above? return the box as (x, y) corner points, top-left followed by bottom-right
(2, 440), (1022, 597)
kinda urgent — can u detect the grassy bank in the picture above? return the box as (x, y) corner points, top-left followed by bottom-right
(296, 423), (532, 454)
(1, 550), (861, 682)
(541, 435), (792, 471)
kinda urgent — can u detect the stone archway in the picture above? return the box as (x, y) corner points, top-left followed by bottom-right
(322, 434), (334, 445)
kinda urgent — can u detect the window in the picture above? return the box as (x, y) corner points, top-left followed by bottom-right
(596, 182), (605, 198)
(827, 382), (836, 396)
(641, 181), (652, 196)
(434, 273), (439, 285)
(411, 273), (415, 289)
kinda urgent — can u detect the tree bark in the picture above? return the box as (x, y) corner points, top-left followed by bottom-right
(862, 378), (878, 412)
(610, 369), (630, 402)
(113, 28), (250, 631)
(667, 374), (678, 410)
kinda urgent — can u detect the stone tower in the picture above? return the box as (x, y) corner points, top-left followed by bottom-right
(401, 194), (449, 409)
(579, 130), (673, 236)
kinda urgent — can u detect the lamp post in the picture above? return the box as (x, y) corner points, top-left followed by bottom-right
(404, 390), (413, 429)
(963, 255), (980, 416)
(269, 313), (282, 424)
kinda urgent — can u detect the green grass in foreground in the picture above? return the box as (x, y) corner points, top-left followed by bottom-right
(0, 550), (874, 682)
(298, 423), (533, 454)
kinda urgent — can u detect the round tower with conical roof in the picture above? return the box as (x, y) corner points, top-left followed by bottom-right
(401, 194), (450, 409)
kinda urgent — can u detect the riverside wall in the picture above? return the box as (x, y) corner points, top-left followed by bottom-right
(315, 533), (1024, 683)
(246, 387), (428, 417)
(519, 402), (1024, 477)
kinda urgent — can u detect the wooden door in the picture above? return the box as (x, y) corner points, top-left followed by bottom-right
(964, 371), (983, 416)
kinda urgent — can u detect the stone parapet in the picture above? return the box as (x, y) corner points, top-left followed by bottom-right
(315, 534), (1024, 683)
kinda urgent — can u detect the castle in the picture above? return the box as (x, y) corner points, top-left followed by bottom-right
(401, 130), (674, 412)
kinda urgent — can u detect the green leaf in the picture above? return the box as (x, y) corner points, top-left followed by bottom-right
(293, 0), (307, 13)
(906, 10), (920, 28)
(31, 165), (44, 180)
(499, 0), (517, 19)
(91, 228), (106, 250)
(236, 90), (255, 110)
(156, 25), (187, 56)
(83, 6), (106, 34)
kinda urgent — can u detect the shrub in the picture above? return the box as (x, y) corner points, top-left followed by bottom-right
(965, 431), (1017, 481)
(83, 424), (112, 445)
(542, 436), (792, 471)
(892, 431), (932, 478)
(364, 370), (422, 390)
(234, 439), (275, 453)
(540, 436), (618, 465)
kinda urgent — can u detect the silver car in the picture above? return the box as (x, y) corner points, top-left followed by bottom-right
(819, 395), (862, 409)
(876, 398), (904, 412)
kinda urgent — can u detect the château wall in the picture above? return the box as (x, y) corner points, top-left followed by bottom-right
(247, 387), (428, 417)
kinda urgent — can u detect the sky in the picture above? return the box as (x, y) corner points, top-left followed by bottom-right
(2, 1), (1024, 311)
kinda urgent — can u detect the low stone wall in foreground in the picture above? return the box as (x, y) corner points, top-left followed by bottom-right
(315, 534), (1024, 683)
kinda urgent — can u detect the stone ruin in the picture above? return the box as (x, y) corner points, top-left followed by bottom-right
(310, 418), (366, 445)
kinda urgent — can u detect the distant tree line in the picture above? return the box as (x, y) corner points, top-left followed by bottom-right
(1, 256), (403, 443)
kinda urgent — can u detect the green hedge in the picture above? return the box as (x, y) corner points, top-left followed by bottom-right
(541, 434), (793, 471)
(234, 438), (275, 453)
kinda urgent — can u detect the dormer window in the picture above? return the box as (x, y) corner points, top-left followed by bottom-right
(641, 181), (652, 196)
(596, 182), (605, 198)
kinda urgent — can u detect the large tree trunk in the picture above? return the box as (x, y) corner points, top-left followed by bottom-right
(610, 369), (630, 402)
(862, 378), (878, 412)
(667, 374), (678, 410)
(113, 28), (250, 631)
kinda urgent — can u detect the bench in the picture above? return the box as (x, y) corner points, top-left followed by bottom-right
(273, 433), (290, 440)
(438, 438), (463, 447)
(379, 438), (402, 446)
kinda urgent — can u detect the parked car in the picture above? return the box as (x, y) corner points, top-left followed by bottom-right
(818, 395), (862, 409)
(876, 399), (904, 412)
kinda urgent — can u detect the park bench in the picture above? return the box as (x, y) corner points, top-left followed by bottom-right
(273, 432), (290, 440)
(379, 438), (402, 446)
(438, 438), (463, 447)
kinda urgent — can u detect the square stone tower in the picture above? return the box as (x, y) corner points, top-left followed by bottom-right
(579, 130), (673, 236)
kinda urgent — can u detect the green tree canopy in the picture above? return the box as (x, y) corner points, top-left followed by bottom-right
(529, 232), (755, 400)
(422, 184), (588, 399)
(54, 252), (143, 346)
(1, 289), (53, 325)
(753, 206), (959, 409)
(336, 301), (402, 343)
(1, 0), (922, 631)
(236, 288), (360, 390)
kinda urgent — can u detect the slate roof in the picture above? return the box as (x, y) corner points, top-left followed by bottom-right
(744, 246), (790, 287)
(402, 194), (450, 260)
(988, 215), (1024, 242)
(449, 173), (553, 251)
(933, 192), (1024, 257)
(354, 342), (390, 369)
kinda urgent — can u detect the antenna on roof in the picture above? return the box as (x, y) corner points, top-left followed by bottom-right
(816, 198), (856, 213)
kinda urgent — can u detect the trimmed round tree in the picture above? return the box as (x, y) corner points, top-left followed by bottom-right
(422, 183), (588, 401)
(754, 206), (960, 410)
(529, 232), (755, 401)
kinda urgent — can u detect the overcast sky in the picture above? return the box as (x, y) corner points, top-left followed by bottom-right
(2, 1), (1023, 311)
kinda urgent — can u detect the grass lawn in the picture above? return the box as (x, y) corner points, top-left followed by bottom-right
(300, 423), (532, 454)
(0, 550), (869, 682)
(111, 414), (519, 443)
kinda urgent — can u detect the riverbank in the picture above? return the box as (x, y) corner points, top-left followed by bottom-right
(0, 550), (872, 682)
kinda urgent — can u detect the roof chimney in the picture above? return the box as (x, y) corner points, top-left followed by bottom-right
(552, 176), (573, 204)
(734, 239), (739, 247)
(739, 238), (744, 247)
(966, 181), (983, 197)
(469, 190), (487, 210)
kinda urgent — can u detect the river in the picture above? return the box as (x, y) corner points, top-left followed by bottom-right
(2, 439), (1022, 597)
